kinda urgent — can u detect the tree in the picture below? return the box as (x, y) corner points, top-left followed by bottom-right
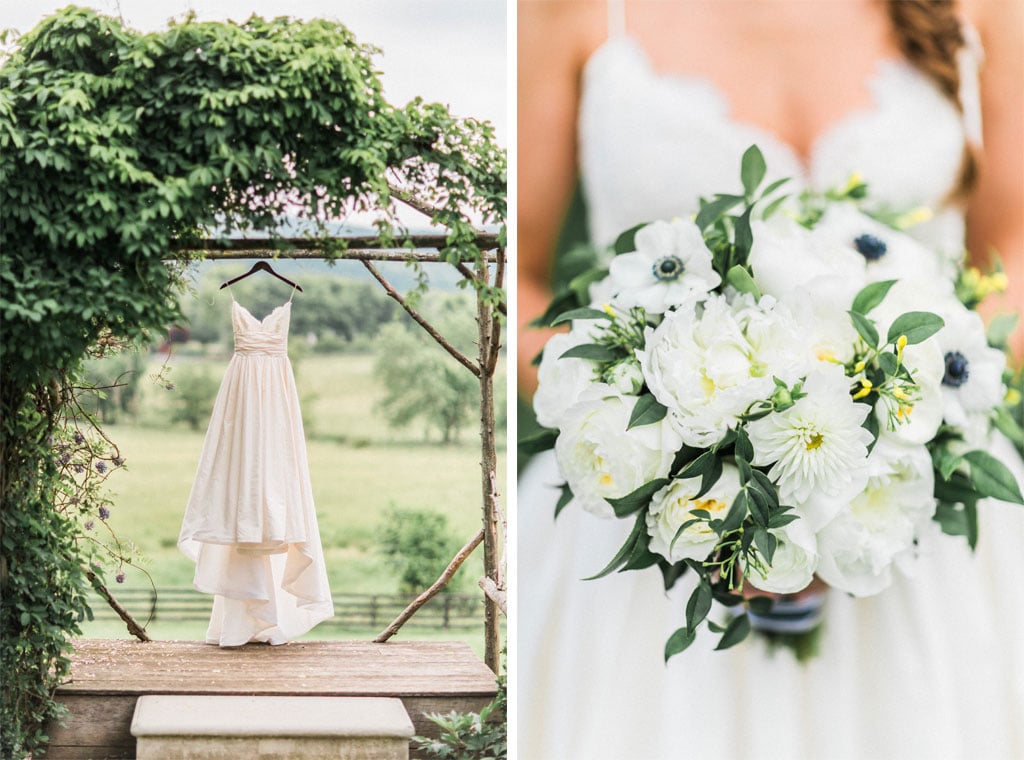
(379, 508), (463, 595)
(168, 366), (220, 431)
(374, 294), (478, 443)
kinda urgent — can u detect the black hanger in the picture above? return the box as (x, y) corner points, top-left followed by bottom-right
(219, 261), (303, 292)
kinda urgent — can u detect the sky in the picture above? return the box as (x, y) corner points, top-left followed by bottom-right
(2, 0), (507, 143)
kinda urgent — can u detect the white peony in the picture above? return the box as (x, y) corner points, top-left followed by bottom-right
(639, 293), (806, 447)
(815, 436), (936, 596)
(747, 365), (873, 506)
(606, 359), (645, 395)
(744, 518), (819, 595)
(555, 395), (683, 518)
(645, 466), (742, 563)
(787, 277), (862, 367)
(607, 219), (721, 313)
(533, 330), (615, 429)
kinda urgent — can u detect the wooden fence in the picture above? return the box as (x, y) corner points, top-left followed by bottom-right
(90, 587), (483, 631)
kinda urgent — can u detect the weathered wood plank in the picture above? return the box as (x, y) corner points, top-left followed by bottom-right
(59, 639), (496, 696)
(43, 639), (496, 760)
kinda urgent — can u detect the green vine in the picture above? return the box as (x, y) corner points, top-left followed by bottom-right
(0, 8), (505, 757)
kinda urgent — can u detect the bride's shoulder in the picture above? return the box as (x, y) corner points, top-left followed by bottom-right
(519, 2), (607, 74)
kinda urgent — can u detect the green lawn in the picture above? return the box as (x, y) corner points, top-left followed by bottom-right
(83, 351), (505, 655)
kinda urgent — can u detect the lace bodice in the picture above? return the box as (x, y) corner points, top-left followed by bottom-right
(578, 36), (977, 257)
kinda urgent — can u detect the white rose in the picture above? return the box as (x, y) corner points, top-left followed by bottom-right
(744, 518), (818, 595)
(747, 365), (873, 506)
(533, 329), (615, 429)
(645, 466), (742, 563)
(555, 395), (683, 518)
(786, 277), (861, 367)
(607, 219), (721, 314)
(639, 293), (805, 447)
(815, 436), (936, 596)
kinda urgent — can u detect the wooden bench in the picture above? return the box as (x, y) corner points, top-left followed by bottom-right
(42, 639), (497, 759)
(131, 695), (414, 759)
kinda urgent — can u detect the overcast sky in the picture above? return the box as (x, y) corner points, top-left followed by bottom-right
(4, 1), (507, 143)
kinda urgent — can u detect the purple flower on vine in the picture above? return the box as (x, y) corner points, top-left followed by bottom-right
(73, 464), (85, 474)
(73, 431), (85, 445)
(113, 456), (125, 467)
(98, 507), (110, 520)
(84, 521), (95, 531)
(57, 452), (72, 466)
(115, 572), (125, 584)
(95, 461), (107, 474)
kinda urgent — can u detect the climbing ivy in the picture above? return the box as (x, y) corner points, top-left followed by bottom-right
(0, 8), (505, 757)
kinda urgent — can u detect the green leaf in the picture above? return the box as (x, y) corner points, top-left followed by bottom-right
(886, 311), (945, 346)
(933, 500), (968, 537)
(992, 406), (1024, 447)
(518, 427), (558, 456)
(554, 484), (573, 519)
(877, 351), (898, 376)
(963, 450), (1024, 504)
(677, 451), (715, 480)
(733, 206), (754, 263)
(584, 512), (647, 580)
(759, 194), (790, 221)
(664, 626), (697, 661)
(740, 145), (767, 197)
(549, 307), (611, 327)
(720, 489), (749, 533)
(848, 311), (880, 349)
(559, 343), (617, 362)
(987, 312), (1019, 348)
(696, 456), (724, 500)
(767, 512), (799, 529)
(759, 177), (790, 199)
(613, 223), (648, 255)
(685, 578), (714, 631)
(934, 448), (964, 482)
(726, 265), (761, 299)
(627, 395), (668, 429)
(606, 478), (669, 518)
(734, 427), (753, 461)
(851, 280), (897, 315)
(715, 613), (751, 650)
(695, 194), (744, 230)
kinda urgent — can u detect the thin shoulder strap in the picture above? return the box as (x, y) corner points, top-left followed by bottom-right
(957, 21), (984, 147)
(607, 0), (626, 39)
(226, 284), (237, 302)
(288, 285), (297, 303)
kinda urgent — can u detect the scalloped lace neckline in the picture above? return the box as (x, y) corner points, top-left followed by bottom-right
(593, 36), (916, 176)
(233, 300), (290, 327)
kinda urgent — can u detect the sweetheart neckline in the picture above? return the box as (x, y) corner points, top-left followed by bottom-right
(233, 300), (290, 326)
(590, 36), (919, 176)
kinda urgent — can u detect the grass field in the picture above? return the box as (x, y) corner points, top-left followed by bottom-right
(83, 350), (505, 657)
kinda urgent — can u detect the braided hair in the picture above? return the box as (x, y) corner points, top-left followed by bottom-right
(886, 0), (978, 199)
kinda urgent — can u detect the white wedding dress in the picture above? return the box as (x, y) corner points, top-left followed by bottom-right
(518, 14), (1024, 760)
(179, 295), (334, 646)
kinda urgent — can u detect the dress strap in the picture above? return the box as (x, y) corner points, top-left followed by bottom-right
(607, 0), (626, 38)
(288, 285), (297, 303)
(958, 21), (984, 147)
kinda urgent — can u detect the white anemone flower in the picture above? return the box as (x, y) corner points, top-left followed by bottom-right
(747, 365), (873, 505)
(607, 219), (721, 313)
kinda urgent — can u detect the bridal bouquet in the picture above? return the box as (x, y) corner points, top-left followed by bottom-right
(529, 146), (1023, 659)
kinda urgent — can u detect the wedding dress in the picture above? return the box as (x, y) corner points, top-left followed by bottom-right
(518, 13), (1024, 760)
(179, 295), (334, 646)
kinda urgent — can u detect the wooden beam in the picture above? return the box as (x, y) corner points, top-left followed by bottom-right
(170, 234), (500, 262)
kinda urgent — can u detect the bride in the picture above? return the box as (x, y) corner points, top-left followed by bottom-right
(516, 1), (1023, 758)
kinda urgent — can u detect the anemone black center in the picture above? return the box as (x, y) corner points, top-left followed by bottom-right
(942, 350), (970, 388)
(652, 255), (685, 282)
(854, 234), (887, 260)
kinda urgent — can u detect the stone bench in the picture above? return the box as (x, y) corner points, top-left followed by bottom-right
(130, 695), (415, 760)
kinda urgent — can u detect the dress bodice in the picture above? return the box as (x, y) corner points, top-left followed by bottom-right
(578, 36), (976, 257)
(232, 300), (291, 356)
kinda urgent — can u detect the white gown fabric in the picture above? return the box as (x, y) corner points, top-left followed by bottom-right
(179, 296), (333, 646)
(519, 20), (1024, 760)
